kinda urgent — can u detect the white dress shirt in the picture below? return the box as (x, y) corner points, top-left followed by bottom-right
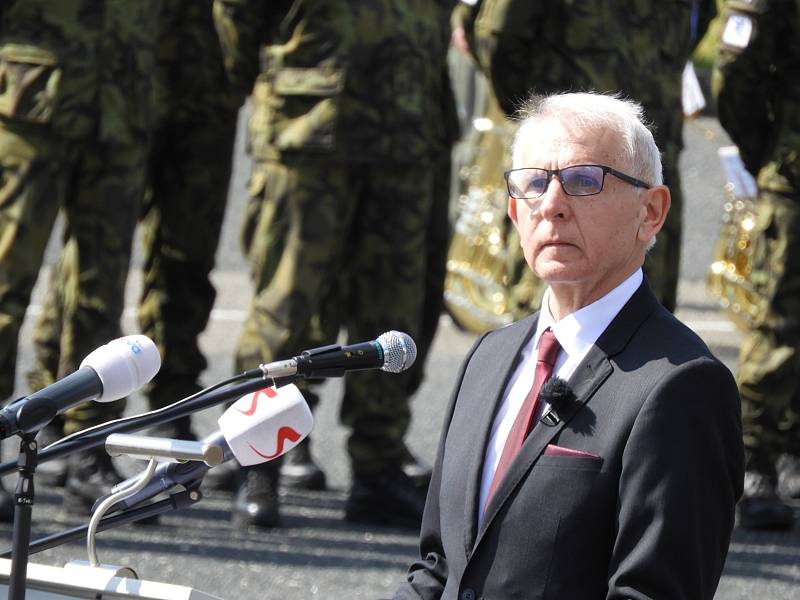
(477, 268), (644, 523)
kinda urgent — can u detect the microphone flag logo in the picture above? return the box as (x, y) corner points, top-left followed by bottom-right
(218, 383), (313, 466)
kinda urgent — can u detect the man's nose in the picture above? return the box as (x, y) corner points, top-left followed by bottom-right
(538, 174), (571, 220)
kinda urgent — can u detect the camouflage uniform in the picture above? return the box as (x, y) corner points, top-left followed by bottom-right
(405, 3), (460, 396)
(0, 1), (158, 431)
(24, 0), (242, 432)
(458, 0), (716, 312)
(216, 0), (452, 474)
(713, 0), (800, 479)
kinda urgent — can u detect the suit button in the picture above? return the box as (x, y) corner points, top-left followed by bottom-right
(461, 589), (476, 600)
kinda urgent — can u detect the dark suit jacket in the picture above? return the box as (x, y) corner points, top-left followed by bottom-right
(394, 282), (744, 600)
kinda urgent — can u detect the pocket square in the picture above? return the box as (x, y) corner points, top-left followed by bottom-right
(544, 444), (600, 459)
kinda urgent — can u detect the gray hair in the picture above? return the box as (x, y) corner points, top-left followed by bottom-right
(511, 92), (663, 187)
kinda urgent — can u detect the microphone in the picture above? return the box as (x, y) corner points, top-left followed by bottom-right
(101, 383), (312, 512)
(538, 377), (576, 427)
(248, 330), (417, 380)
(0, 335), (160, 439)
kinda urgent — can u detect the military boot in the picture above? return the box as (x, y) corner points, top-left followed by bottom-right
(737, 470), (795, 531)
(777, 453), (800, 499)
(232, 462), (280, 529)
(345, 466), (426, 529)
(62, 448), (123, 516)
(280, 438), (326, 490)
(401, 445), (432, 490)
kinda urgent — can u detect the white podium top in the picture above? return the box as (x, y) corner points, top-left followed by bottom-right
(0, 558), (224, 600)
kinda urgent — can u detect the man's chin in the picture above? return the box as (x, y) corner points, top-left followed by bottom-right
(533, 262), (583, 284)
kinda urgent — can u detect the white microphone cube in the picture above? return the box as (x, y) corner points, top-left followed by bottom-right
(218, 384), (313, 467)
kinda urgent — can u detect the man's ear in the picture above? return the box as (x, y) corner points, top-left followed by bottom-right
(508, 195), (519, 227)
(638, 185), (671, 242)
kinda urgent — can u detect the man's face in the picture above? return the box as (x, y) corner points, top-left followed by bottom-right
(508, 118), (652, 305)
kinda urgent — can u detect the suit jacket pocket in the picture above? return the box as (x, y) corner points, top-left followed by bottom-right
(536, 453), (604, 470)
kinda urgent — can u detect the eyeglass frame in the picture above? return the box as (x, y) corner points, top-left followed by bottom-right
(503, 164), (652, 199)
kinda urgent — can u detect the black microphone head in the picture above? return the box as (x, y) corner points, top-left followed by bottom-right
(539, 377), (576, 413)
(377, 331), (417, 373)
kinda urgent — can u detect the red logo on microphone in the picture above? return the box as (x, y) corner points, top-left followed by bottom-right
(248, 426), (302, 459)
(237, 387), (278, 416)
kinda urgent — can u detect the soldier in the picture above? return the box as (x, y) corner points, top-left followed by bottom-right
(213, 0), (454, 529)
(451, 0), (717, 313)
(713, 0), (800, 530)
(23, 0), (244, 512)
(0, 0), (159, 518)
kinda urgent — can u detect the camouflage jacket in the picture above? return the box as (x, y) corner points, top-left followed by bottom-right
(713, 0), (800, 195)
(461, 0), (715, 147)
(213, 0), (458, 163)
(0, 0), (161, 144)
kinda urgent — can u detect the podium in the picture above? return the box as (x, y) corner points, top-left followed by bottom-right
(0, 558), (222, 599)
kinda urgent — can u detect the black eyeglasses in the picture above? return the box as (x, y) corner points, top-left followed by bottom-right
(504, 164), (651, 199)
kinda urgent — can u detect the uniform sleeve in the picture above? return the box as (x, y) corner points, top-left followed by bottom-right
(607, 357), (745, 600)
(712, 0), (782, 176)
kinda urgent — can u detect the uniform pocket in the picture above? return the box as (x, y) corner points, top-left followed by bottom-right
(0, 44), (61, 124)
(249, 63), (345, 158)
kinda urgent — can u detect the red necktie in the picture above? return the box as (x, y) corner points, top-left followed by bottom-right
(486, 328), (562, 505)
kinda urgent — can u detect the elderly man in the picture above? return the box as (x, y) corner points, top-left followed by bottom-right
(392, 92), (744, 600)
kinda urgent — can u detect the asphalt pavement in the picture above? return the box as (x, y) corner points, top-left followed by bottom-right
(0, 110), (798, 600)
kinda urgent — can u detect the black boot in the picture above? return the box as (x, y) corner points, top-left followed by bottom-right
(401, 446), (432, 490)
(232, 462), (280, 529)
(204, 461), (241, 493)
(280, 438), (326, 491)
(777, 453), (800, 499)
(62, 448), (123, 516)
(345, 467), (427, 529)
(738, 470), (795, 531)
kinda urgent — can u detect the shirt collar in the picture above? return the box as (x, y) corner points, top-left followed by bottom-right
(533, 268), (643, 360)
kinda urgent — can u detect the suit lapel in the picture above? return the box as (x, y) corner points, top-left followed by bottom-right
(463, 314), (538, 556)
(473, 281), (660, 548)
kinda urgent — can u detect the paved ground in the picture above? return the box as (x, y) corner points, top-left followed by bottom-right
(0, 111), (798, 599)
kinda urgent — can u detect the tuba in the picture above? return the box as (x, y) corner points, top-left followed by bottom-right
(706, 146), (765, 330)
(444, 93), (544, 333)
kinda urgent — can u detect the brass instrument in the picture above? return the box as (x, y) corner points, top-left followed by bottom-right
(706, 147), (765, 331)
(444, 94), (544, 333)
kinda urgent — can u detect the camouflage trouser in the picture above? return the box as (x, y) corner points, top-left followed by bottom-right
(0, 120), (145, 431)
(27, 106), (240, 419)
(235, 159), (433, 474)
(737, 190), (800, 474)
(137, 105), (239, 409)
(404, 154), (452, 396)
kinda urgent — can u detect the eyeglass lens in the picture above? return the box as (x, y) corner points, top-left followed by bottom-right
(508, 165), (605, 198)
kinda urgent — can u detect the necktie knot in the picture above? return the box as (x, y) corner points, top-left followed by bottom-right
(537, 328), (561, 368)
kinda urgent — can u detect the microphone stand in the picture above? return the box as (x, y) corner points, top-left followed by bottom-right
(0, 377), (269, 599)
(8, 433), (39, 600)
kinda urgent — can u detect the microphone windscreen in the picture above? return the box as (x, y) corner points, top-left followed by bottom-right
(80, 335), (161, 402)
(377, 331), (417, 373)
(538, 376), (575, 413)
(218, 384), (313, 466)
